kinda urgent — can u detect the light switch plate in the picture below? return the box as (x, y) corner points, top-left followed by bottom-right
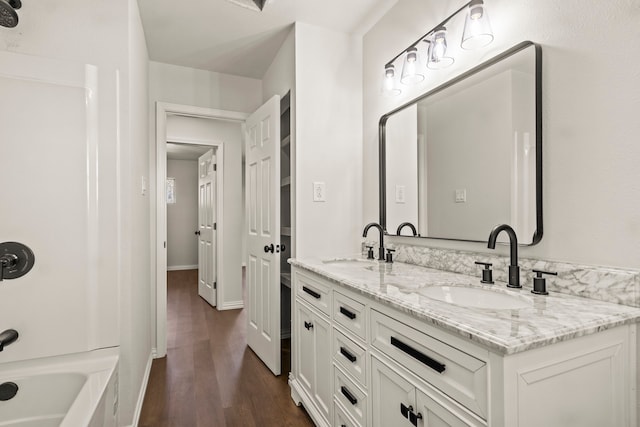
(455, 189), (466, 203)
(313, 182), (326, 202)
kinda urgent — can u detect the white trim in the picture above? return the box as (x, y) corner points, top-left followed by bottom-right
(218, 300), (244, 311)
(131, 352), (153, 427)
(167, 264), (198, 271)
(155, 102), (249, 358)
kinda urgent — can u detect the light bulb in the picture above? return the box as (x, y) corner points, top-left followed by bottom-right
(382, 64), (401, 97)
(400, 46), (425, 85)
(427, 27), (454, 69)
(461, 0), (494, 50)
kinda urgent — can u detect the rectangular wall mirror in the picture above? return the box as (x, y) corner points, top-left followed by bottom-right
(380, 41), (542, 245)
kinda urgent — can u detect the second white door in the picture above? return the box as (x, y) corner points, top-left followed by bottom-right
(198, 149), (217, 307)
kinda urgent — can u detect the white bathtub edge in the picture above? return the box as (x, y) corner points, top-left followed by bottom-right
(130, 351), (153, 427)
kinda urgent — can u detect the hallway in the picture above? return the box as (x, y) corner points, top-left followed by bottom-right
(139, 270), (313, 426)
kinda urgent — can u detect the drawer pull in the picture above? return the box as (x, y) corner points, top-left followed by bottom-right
(409, 410), (423, 426)
(339, 306), (356, 320)
(390, 336), (446, 373)
(340, 386), (358, 405)
(339, 346), (357, 363)
(400, 403), (412, 418)
(302, 286), (321, 299)
(304, 321), (314, 330)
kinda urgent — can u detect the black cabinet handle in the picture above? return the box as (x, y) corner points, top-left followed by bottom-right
(302, 286), (321, 299)
(339, 346), (357, 363)
(340, 386), (357, 405)
(409, 410), (423, 426)
(339, 306), (356, 320)
(390, 336), (446, 373)
(400, 403), (412, 418)
(303, 321), (313, 330)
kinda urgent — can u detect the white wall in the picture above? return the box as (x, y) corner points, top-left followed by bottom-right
(364, 0), (640, 269)
(295, 22), (363, 258)
(166, 115), (245, 307)
(0, 1), (152, 425)
(167, 160), (199, 269)
(118, 2), (151, 425)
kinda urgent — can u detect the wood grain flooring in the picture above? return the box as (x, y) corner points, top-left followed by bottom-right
(139, 269), (314, 427)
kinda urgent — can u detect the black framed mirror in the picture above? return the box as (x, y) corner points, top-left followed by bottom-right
(379, 41), (542, 245)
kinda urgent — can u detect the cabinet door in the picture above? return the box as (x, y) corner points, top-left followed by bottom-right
(313, 309), (332, 421)
(296, 302), (315, 396)
(371, 356), (415, 427)
(415, 388), (483, 427)
(295, 301), (331, 422)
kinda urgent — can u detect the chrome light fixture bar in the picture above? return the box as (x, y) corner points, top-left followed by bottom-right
(382, 0), (494, 96)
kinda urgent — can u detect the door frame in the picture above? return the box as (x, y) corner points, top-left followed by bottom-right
(155, 102), (248, 358)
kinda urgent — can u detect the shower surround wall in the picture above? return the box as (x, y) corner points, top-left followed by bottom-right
(0, 0), (151, 425)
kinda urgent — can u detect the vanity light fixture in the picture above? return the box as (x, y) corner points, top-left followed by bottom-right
(382, 64), (401, 97)
(427, 27), (454, 69)
(382, 0), (494, 95)
(461, 0), (494, 49)
(400, 46), (425, 85)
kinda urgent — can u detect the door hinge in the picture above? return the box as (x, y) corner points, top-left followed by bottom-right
(214, 281), (217, 289)
(213, 164), (217, 172)
(164, 241), (166, 249)
(214, 223), (217, 230)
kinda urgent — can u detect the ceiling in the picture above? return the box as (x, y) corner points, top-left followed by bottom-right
(137, 0), (398, 79)
(167, 143), (213, 161)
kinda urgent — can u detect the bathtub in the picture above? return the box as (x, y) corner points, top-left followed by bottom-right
(0, 347), (118, 427)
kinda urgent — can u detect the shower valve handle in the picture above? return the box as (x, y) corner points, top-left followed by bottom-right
(0, 254), (18, 282)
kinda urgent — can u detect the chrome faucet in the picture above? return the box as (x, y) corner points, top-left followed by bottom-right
(487, 224), (521, 288)
(363, 222), (385, 261)
(0, 329), (18, 352)
(396, 222), (418, 236)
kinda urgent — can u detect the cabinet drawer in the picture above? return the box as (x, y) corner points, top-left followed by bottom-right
(333, 329), (367, 388)
(334, 400), (360, 427)
(334, 366), (368, 427)
(370, 310), (487, 418)
(333, 290), (367, 341)
(295, 271), (331, 315)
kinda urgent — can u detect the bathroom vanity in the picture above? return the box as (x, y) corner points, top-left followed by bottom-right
(288, 258), (639, 427)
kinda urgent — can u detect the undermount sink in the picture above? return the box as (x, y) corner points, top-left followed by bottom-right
(322, 258), (377, 268)
(418, 286), (531, 310)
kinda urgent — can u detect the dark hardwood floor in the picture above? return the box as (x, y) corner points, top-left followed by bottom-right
(139, 269), (314, 427)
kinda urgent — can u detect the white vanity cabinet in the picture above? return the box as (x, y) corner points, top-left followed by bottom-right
(289, 265), (638, 427)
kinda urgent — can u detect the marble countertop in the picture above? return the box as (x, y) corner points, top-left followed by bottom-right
(289, 256), (640, 355)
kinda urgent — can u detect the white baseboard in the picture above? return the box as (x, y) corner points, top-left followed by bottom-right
(131, 352), (153, 427)
(167, 264), (197, 271)
(218, 300), (244, 310)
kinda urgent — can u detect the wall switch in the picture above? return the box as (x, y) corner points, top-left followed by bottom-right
(455, 189), (466, 203)
(395, 185), (406, 203)
(313, 182), (326, 202)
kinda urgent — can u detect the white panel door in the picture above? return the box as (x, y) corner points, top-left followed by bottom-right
(0, 52), (119, 363)
(198, 149), (216, 307)
(245, 95), (281, 375)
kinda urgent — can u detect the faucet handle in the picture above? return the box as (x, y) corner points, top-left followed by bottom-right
(385, 248), (395, 263)
(531, 269), (557, 295)
(474, 261), (494, 284)
(366, 246), (375, 260)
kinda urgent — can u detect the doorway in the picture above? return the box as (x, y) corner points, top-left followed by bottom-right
(155, 103), (248, 358)
(166, 142), (219, 307)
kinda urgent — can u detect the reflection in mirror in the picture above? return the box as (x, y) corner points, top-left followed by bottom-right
(381, 41), (541, 244)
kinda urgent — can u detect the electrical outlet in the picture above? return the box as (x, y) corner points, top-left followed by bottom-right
(455, 189), (467, 203)
(313, 182), (326, 202)
(395, 185), (406, 203)
(141, 176), (147, 196)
